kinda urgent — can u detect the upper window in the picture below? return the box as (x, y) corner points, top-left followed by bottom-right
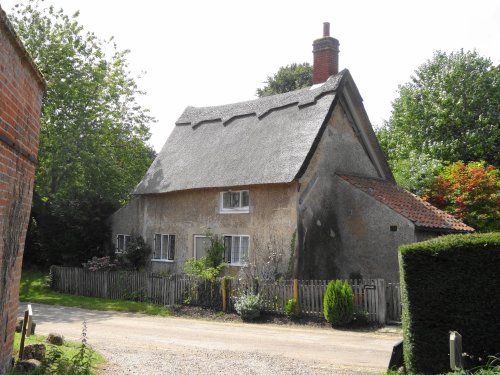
(116, 234), (131, 253)
(220, 190), (249, 213)
(153, 234), (175, 261)
(223, 235), (249, 266)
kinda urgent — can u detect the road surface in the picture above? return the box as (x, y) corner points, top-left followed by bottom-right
(20, 303), (401, 374)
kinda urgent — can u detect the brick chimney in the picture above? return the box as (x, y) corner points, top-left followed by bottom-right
(312, 22), (340, 84)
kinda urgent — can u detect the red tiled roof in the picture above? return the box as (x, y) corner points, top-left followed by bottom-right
(339, 174), (474, 233)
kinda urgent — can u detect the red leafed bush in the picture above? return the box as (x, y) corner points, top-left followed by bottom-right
(425, 161), (499, 231)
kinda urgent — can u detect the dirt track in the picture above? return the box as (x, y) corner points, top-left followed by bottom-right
(21, 303), (401, 374)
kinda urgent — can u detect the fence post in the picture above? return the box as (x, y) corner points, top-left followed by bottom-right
(376, 279), (386, 325)
(293, 279), (300, 314)
(221, 277), (227, 312)
(103, 271), (108, 298)
(18, 309), (29, 360)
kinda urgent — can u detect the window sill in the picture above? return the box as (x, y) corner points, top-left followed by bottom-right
(219, 209), (249, 214)
(151, 259), (174, 263)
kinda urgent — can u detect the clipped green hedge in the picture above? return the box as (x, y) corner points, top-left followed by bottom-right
(399, 232), (500, 374)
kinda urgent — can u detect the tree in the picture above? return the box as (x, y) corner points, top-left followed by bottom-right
(256, 63), (312, 97)
(9, 1), (155, 266)
(386, 151), (442, 196)
(424, 161), (499, 232)
(378, 50), (499, 166)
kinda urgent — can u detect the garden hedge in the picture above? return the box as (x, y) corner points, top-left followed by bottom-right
(399, 232), (500, 374)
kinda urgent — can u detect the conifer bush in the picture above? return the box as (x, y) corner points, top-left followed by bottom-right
(323, 280), (354, 326)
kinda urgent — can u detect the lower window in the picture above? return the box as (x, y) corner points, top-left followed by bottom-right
(153, 234), (175, 261)
(116, 234), (130, 253)
(223, 235), (249, 266)
(194, 235), (210, 260)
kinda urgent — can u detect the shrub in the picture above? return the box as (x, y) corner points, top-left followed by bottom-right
(284, 298), (299, 319)
(399, 232), (500, 374)
(424, 161), (499, 232)
(323, 280), (354, 326)
(184, 230), (225, 281)
(117, 235), (151, 270)
(82, 256), (117, 272)
(42, 322), (94, 375)
(234, 293), (261, 321)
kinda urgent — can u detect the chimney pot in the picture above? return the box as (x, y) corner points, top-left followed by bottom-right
(323, 22), (330, 37)
(312, 23), (339, 84)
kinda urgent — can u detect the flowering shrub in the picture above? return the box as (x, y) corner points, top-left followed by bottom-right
(82, 256), (117, 272)
(234, 293), (261, 321)
(425, 161), (499, 231)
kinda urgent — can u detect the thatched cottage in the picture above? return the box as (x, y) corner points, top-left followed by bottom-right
(111, 23), (472, 282)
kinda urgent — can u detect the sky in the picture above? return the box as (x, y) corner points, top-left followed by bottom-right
(2, 0), (499, 152)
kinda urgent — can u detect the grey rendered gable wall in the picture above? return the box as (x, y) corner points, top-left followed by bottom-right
(296, 99), (385, 279)
(326, 177), (416, 282)
(110, 196), (145, 246)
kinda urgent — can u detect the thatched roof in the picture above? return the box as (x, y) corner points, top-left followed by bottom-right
(134, 71), (348, 194)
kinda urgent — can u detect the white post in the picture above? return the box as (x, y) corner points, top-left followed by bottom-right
(26, 304), (33, 337)
(450, 331), (463, 370)
(376, 279), (386, 325)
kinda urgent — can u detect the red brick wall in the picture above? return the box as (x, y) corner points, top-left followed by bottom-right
(312, 37), (340, 85)
(0, 11), (44, 373)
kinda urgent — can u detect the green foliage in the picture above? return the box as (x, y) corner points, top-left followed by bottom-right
(20, 271), (171, 316)
(399, 232), (500, 255)
(25, 192), (117, 267)
(284, 298), (299, 319)
(184, 231), (225, 280)
(10, 326), (104, 375)
(234, 292), (261, 321)
(39, 322), (94, 375)
(184, 258), (224, 281)
(205, 233), (225, 269)
(384, 151), (443, 196)
(424, 161), (500, 232)
(118, 235), (151, 271)
(10, 1), (155, 202)
(399, 232), (500, 374)
(256, 63), (312, 97)
(379, 50), (499, 166)
(9, 1), (155, 267)
(323, 280), (353, 326)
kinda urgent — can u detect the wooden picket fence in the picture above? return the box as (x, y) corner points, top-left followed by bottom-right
(50, 266), (397, 324)
(386, 282), (402, 323)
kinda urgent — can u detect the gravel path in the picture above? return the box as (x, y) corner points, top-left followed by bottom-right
(21, 303), (400, 375)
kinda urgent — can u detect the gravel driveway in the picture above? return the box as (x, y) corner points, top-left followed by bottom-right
(20, 303), (401, 374)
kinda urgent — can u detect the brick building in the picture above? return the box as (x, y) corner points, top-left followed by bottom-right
(0, 5), (45, 373)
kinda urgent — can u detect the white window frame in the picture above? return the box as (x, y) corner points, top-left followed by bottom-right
(152, 234), (175, 262)
(223, 234), (250, 266)
(115, 234), (130, 254)
(220, 190), (250, 214)
(194, 235), (210, 260)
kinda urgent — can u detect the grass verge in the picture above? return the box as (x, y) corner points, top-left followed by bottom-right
(8, 331), (105, 374)
(20, 271), (171, 316)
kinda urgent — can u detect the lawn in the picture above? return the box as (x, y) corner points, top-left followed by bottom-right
(20, 271), (171, 316)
